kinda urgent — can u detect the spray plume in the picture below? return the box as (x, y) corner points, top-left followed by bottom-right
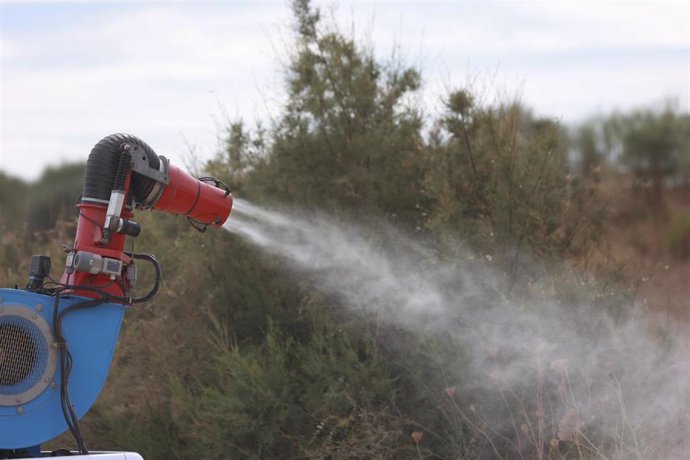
(225, 198), (689, 456)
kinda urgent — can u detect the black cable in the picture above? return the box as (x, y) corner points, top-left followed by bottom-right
(50, 254), (159, 304)
(43, 275), (122, 294)
(45, 267), (141, 452)
(43, 265), (158, 454)
(198, 176), (231, 197)
(46, 282), (127, 303)
(51, 290), (108, 455)
(186, 217), (208, 233)
(29, 247), (160, 451)
(123, 252), (162, 303)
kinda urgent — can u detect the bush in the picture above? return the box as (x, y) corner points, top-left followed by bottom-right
(171, 315), (405, 459)
(424, 93), (605, 281)
(663, 214), (690, 258)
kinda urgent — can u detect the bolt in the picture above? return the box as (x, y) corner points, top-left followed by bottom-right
(15, 397), (22, 404)
(36, 304), (43, 312)
(50, 382), (58, 390)
(16, 406), (24, 415)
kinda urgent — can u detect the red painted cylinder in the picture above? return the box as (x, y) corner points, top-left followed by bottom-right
(153, 165), (233, 227)
(59, 202), (132, 300)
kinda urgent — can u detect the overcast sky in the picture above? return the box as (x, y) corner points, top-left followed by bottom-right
(1, 0), (688, 181)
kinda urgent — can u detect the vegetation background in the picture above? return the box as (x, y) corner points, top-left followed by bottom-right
(1, 1), (689, 458)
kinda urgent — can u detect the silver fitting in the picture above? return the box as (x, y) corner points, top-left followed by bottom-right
(73, 251), (123, 279)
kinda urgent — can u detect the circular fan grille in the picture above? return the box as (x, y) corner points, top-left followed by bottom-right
(0, 307), (56, 406)
(0, 321), (39, 386)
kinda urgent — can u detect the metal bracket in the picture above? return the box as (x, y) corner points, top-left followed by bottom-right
(126, 145), (170, 185)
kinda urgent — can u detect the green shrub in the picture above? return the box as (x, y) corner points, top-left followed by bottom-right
(663, 214), (690, 258)
(171, 315), (405, 459)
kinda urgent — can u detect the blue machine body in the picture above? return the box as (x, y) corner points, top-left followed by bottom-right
(0, 288), (126, 449)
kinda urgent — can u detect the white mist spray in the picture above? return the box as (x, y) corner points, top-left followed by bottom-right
(225, 198), (690, 456)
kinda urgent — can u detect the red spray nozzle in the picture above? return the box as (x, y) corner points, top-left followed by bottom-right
(153, 165), (233, 227)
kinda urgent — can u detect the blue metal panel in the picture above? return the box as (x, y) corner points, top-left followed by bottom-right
(0, 288), (126, 449)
